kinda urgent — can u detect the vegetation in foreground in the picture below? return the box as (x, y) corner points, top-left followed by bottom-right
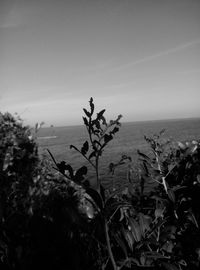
(0, 98), (200, 270)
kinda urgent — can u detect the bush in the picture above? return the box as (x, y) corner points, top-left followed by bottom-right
(0, 112), (92, 270)
(0, 100), (200, 270)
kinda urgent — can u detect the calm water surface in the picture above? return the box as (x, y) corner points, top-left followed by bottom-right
(37, 118), (200, 188)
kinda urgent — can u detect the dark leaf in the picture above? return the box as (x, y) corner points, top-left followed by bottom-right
(101, 115), (107, 125)
(109, 162), (115, 174)
(104, 133), (113, 144)
(129, 218), (142, 242)
(187, 211), (199, 228)
(89, 151), (96, 159)
(93, 140), (101, 147)
(89, 97), (94, 115)
(142, 161), (149, 176)
(97, 109), (106, 120)
(153, 169), (161, 175)
(122, 228), (134, 250)
(57, 161), (74, 178)
(86, 188), (103, 210)
(111, 127), (119, 135)
(144, 251), (169, 259)
(168, 188), (176, 203)
(114, 234), (128, 257)
(74, 166), (88, 183)
(56, 161), (67, 174)
(83, 108), (91, 118)
(139, 213), (151, 236)
(81, 141), (89, 155)
(94, 129), (100, 135)
(94, 120), (101, 129)
(82, 117), (89, 126)
(161, 262), (179, 270)
(65, 164), (74, 178)
(137, 150), (150, 161)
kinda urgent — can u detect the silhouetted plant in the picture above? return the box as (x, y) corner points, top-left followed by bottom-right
(48, 98), (125, 270)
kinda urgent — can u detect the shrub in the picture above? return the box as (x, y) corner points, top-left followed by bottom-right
(0, 112), (92, 270)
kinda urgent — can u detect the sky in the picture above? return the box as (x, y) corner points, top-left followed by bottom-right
(0, 0), (200, 126)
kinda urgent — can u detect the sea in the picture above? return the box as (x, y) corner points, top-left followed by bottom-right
(37, 118), (200, 189)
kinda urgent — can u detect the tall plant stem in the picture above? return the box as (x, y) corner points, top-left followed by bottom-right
(95, 157), (100, 192)
(104, 220), (118, 270)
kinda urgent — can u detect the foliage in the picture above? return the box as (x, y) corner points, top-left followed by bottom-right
(0, 100), (200, 270)
(0, 112), (94, 270)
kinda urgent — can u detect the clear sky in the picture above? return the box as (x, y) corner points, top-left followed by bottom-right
(0, 0), (200, 126)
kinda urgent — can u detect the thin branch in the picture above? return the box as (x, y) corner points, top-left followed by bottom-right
(104, 221), (118, 270)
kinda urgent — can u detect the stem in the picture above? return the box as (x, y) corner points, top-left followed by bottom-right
(104, 220), (118, 270)
(154, 149), (169, 195)
(95, 156), (100, 192)
(72, 147), (96, 169)
(161, 176), (168, 195)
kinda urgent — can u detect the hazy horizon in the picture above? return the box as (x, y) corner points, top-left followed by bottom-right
(32, 116), (200, 129)
(1, 0), (200, 126)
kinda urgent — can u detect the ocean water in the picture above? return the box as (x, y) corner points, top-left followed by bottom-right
(37, 118), (200, 189)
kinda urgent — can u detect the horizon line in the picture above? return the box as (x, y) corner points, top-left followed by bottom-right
(34, 116), (200, 129)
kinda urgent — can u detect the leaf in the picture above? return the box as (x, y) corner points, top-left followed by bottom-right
(167, 164), (176, 173)
(162, 240), (174, 253)
(110, 127), (119, 135)
(187, 211), (199, 228)
(65, 164), (74, 178)
(104, 133), (113, 144)
(89, 97), (94, 115)
(144, 251), (169, 259)
(81, 141), (89, 155)
(86, 188), (103, 210)
(168, 188), (176, 203)
(89, 151), (96, 159)
(137, 150), (151, 161)
(56, 161), (67, 174)
(74, 166), (88, 183)
(114, 234), (128, 257)
(142, 161), (149, 176)
(57, 161), (74, 178)
(161, 262), (179, 270)
(93, 140), (101, 147)
(129, 218), (142, 242)
(83, 108), (91, 118)
(82, 117), (89, 126)
(101, 115), (107, 125)
(3, 151), (12, 171)
(123, 228), (134, 250)
(155, 208), (165, 219)
(197, 174), (200, 183)
(139, 213), (151, 236)
(92, 119), (100, 129)
(97, 109), (106, 120)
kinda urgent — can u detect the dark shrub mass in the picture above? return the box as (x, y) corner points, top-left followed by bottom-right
(0, 100), (200, 270)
